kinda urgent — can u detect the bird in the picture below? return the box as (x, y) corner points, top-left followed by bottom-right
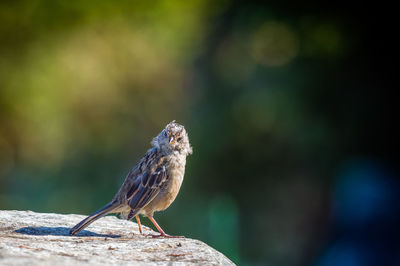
(69, 120), (192, 238)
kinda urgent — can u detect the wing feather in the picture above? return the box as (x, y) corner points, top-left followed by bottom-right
(128, 166), (168, 213)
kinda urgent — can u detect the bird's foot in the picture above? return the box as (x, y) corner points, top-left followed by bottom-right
(148, 233), (185, 238)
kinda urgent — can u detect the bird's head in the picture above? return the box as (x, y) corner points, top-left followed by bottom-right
(152, 121), (192, 156)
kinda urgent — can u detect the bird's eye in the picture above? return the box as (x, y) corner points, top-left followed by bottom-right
(164, 131), (167, 137)
(177, 137), (182, 142)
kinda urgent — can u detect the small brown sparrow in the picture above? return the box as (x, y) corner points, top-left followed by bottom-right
(69, 121), (192, 237)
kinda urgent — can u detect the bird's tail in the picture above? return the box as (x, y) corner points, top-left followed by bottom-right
(69, 202), (119, 236)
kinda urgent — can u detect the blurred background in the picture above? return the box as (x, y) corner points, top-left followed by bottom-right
(1, 1), (399, 265)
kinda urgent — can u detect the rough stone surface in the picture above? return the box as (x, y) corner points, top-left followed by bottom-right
(0, 210), (234, 265)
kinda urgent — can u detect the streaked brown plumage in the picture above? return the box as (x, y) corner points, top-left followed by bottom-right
(69, 121), (192, 237)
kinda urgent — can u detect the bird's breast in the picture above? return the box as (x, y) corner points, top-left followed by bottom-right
(143, 154), (187, 215)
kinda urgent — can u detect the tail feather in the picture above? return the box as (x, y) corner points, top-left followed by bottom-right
(69, 202), (119, 236)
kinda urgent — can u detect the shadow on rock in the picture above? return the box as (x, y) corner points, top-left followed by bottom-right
(15, 226), (121, 238)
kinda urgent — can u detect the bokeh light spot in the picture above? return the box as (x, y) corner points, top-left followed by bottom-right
(250, 22), (299, 66)
(303, 23), (344, 57)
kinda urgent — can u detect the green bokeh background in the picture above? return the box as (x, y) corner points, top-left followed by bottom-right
(1, 1), (397, 265)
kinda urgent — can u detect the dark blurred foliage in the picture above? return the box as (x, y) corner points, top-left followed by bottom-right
(1, 1), (399, 265)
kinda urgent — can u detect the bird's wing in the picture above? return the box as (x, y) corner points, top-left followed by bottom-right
(126, 165), (169, 213)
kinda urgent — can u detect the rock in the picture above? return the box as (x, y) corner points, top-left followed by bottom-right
(0, 210), (234, 265)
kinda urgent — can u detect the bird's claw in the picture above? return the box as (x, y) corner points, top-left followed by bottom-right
(147, 234), (185, 238)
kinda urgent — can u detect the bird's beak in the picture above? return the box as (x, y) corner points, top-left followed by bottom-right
(169, 136), (175, 145)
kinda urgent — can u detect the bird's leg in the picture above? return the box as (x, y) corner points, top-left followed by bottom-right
(147, 216), (166, 236)
(147, 216), (184, 238)
(135, 215), (143, 234)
